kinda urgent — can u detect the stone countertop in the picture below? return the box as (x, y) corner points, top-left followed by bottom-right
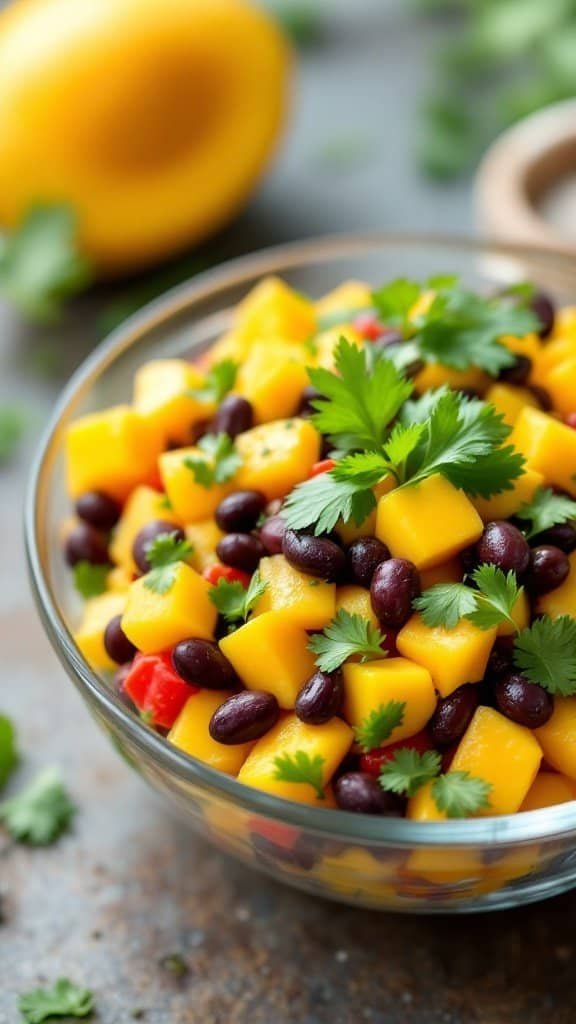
(2, 3), (576, 1022)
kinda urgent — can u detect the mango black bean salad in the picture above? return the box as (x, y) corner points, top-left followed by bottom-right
(63, 275), (576, 821)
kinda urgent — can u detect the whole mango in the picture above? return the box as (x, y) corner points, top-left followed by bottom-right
(0, 0), (290, 273)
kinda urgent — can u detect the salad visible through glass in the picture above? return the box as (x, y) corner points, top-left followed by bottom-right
(62, 274), (576, 823)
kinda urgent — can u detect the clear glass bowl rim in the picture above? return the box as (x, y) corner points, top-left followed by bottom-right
(25, 231), (576, 849)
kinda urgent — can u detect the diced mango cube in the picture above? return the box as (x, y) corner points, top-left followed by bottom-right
(255, 555), (336, 630)
(315, 279), (371, 320)
(537, 551), (576, 619)
(450, 707), (542, 814)
(238, 714), (353, 804)
(511, 408), (576, 497)
(235, 418), (320, 500)
(121, 563), (217, 654)
(534, 335), (576, 378)
(74, 592), (127, 671)
(376, 474), (483, 570)
(500, 332), (542, 376)
(396, 615), (497, 697)
(336, 585), (379, 630)
(545, 357), (576, 418)
(168, 691), (253, 775)
(312, 326), (363, 370)
(219, 611), (316, 708)
(535, 698), (576, 780)
(343, 658), (436, 744)
(66, 405), (163, 501)
(236, 341), (309, 423)
(106, 566), (132, 593)
(234, 276), (316, 343)
(406, 783), (484, 882)
(471, 467), (543, 522)
(520, 771), (576, 811)
(185, 519), (224, 572)
(206, 330), (251, 367)
(159, 446), (233, 522)
(497, 589), (530, 637)
(550, 305), (576, 343)
(133, 358), (214, 444)
(110, 485), (181, 573)
(419, 557), (463, 591)
(413, 363), (490, 396)
(484, 383), (538, 428)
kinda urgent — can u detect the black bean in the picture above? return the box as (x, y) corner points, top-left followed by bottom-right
(209, 690), (279, 744)
(334, 773), (404, 816)
(430, 685), (479, 748)
(295, 670), (344, 724)
(75, 491), (121, 530)
(216, 533), (265, 573)
(172, 639), (238, 689)
(297, 386), (321, 419)
(215, 490), (266, 533)
(526, 544), (570, 595)
(259, 514), (287, 555)
(498, 355), (532, 386)
(132, 520), (186, 574)
(64, 523), (110, 567)
(211, 394), (253, 438)
(370, 558), (421, 630)
(531, 522), (576, 554)
(531, 292), (555, 339)
(252, 833), (317, 871)
(346, 536), (390, 588)
(494, 673), (553, 728)
(104, 615), (137, 665)
(529, 384), (553, 411)
(475, 521), (531, 576)
(484, 636), (515, 683)
(282, 529), (346, 581)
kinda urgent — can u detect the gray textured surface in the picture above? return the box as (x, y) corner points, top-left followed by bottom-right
(2, 3), (576, 1022)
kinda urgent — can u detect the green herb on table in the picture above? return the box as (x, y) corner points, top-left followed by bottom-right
(515, 487), (576, 539)
(18, 977), (94, 1023)
(431, 771), (492, 818)
(183, 433), (241, 488)
(142, 533), (193, 596)
(308, 610), (386, 673)
(514, 615), (576, 696)
(209, 571), (267, 626)
(187, 359), (238, 405)
(0, 405), (29, 464)
(379, 749), (442, 798)
(353, 701), (406, 753)
(273, 751), (326, 799)
(72, 561), (109, 600)
(0, 714), (19, 788)
(414, 564), (522, 631)
(0, 768), (75, 845)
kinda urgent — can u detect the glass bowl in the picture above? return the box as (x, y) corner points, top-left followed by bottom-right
(26, 234), (576, 913)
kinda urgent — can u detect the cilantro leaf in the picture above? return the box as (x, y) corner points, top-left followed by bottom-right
(0, 204), (92, 323)
(431, 771), (492, 818)
(516, 487), (576, 540)
(371, 278), (422, 334)
(188, 359), (238, 404)
(282, 467), (377, 535)
(273, 751), (326, 800)
(353, 701), (406, 752)
(142, 532), (193, 596)
(271, 0), (322, 47)
(514, 615), (576, 696)
(0, 404), (29, 463)
(72, 561), (109, 600)
(308, 609), (386, 673)
(413, 582), (477, 630)
(0, 768), (75, 845)
(0, 714), (19, 788)
(184, 433), (241, 488)
(379, 749), (442, 798)
(414, 564), (521, 631)
(18, 977), (94, 1023)
(209, 571), (267, 626)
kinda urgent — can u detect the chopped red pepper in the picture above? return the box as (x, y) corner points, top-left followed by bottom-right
(123, 651), (198, 729)
(309, 458), (336, 477)
(248, 816), (300, 850)
(360, 729), (435, 777)
(202, 563), (251, 588)
(352, 311), (386, 341)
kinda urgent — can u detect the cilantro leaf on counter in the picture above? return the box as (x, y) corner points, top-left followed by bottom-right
(209, 571), (267, 626)
(0, 714), (19, 788)
(353, 701), (406, 753)
(142, 533), (193, 596)
(0, 768), (75, 845)
(514, 615), (576, 696)
(308, 610), (386, 673)
(72, 561), (109, 600)
(188, 359), (238, 405)
(414, 565), (522, 631)
(18, 977), (94, 1023)
(273, 751), (326, 800)
(379, 749), (442, 798)
(184, 433), (241, 488)
(515, 487), (576, 540)
(431, 772), (492, 819)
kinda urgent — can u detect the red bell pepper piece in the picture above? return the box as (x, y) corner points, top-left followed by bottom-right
(123, 651), (198, 729)
(360, 729), (435, 777)
(352, 311), (386, 341)
(202, 563), (251, 588)
(309, 458), (336, 477)
(248, 816), (300, 850)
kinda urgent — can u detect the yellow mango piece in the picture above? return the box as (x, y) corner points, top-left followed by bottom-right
(74, 592), (127, 671)
(520, 771), (576, 811)
(219, 611), (316, 708)
(121, 562), (216, 654)
(133, 358), (214, 444)
(497, 589), (530, 637)
(235, 418), (320, 500)
(545, 358), (576, 418)
(420, 557), (463, 590)
(312, 326), (363, 370)
(315, 279), (371, 319)
(551, 305), (576, 342)
(481, 846), (540, 890)
(484, 382), (538, 428)
(510, 408), (576, 497)
(500, 332), (542, 377)
(534, 335), (576, 379)
(535, 698), (576, 780)
(336, 585), (379, 630)
(343, 658), (436, 744)
(397, 615), (497, 697)
(376, 474), (483, 570)
(106, 566), (132, 593)
(406, 783), (484, 882)
(206, 330), (251, 367)
(255, 555), (336, 630)
(110, 485), (181, 574)
(471, 467), (544, 522)
(234, 277), (316, 343)
(168, 691), (253, 775)
(238, 713), (353, 804)
(236, 341), (309, 423)
(451, 706), (542, 814)
(159, 446), (233, 522)
(413, 363), (490, 396)
(66, 405), (163, 501)
(185, 519), (224, 572)
(537, 551), (576, 619)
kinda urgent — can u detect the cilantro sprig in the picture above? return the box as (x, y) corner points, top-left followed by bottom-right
(0, 767), (75, 845)
(514, 615), (576, 697)
(0, 714), (19, 788)
(308, 610), (386, 673)
(379, 749), (442, 798)
(414, 564), (522, 631)
(353, 701), (405, 752)
(72, 561), (109, 600)
(431, 772), (492, 819)
(515, 487), (576, 540)
(184, 433), (241, 488)
(187, 359), (238, 405)
(142, 532), (193, 596)
(378, 749), (491, 816)
(18, 977), (94, 1023)
(273, 751), (326, 800)
(209, 571), (267, 627)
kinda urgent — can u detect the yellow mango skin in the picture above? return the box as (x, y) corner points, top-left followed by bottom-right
(219, 611), (316, 708)
(484, 382), (538, 428)
(545, 358), (576, 418)
(471, 467), (543, 522)
(168, 691), (253, 775)
(236, 341), (309, 423)
(451, 707), (542, 815)
(376, 474), (483, 570)
(238, 714), (353, 804)
(419, 557), (463, 591)
(0, 0), (290, 273)
(234, 277), (316, 343)
(66, 405), (163, 501)
(397, 615), (497, 697)
(336, 585), (379, 630)
(121, 562), (216, 653)
(133, 359), (213, 444)
(343, 658), (437, 745)
(255, 555), (336, 630)
(511, 408), (576, 497)
(185, 519), (224, 572)
(159, 446), (232, 522)
(315, 280), (371, 320)
(235, 418), (320, 500)
(520, 771), (576, 811)
(74, 592), (127, 671)
(537, 551), (576, 619)
(535, 698), (576, 780)
(406, 783), (484, 882)
(110, 485), (181, 574)
(497, 590), (530, 637)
